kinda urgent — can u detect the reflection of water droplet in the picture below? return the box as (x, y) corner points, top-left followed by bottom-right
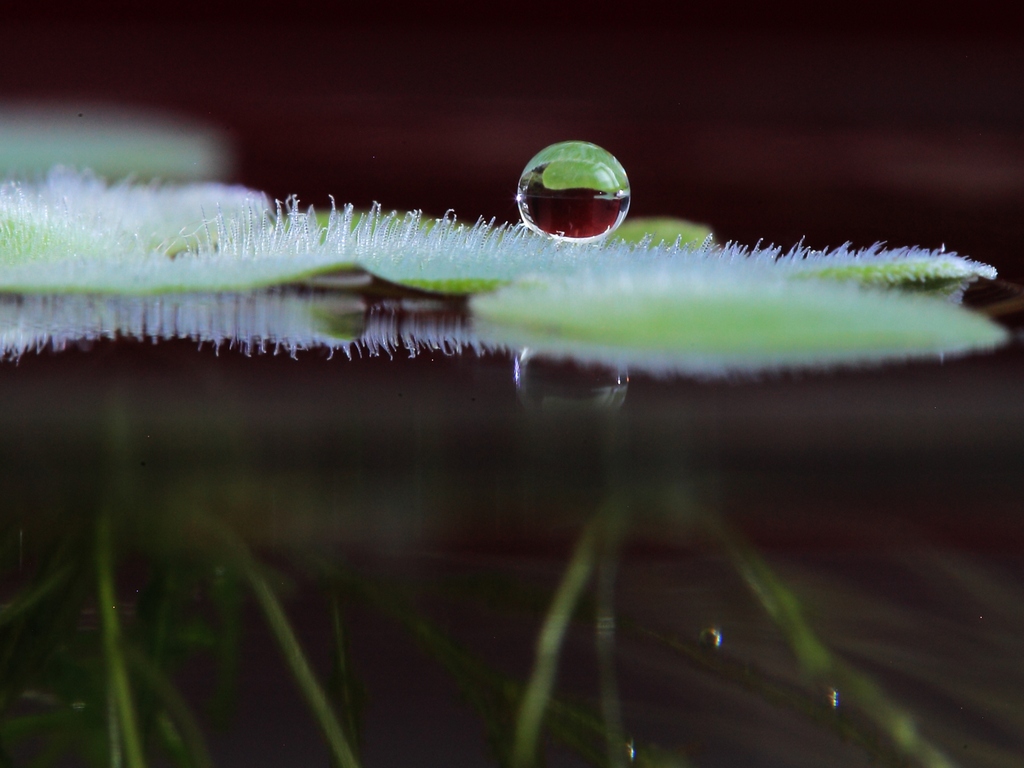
(516, 141), (630, 243)
(829, 687), (840, 709)
(625, 738), (636, 762)
(699, 626), (722, 648)
(515, 350), (628, 410)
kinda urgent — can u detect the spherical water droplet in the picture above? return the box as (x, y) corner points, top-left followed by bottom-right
(516, 141), (630, 243)
(699, 626), (722, 648)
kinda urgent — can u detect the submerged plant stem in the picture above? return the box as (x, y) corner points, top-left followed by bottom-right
(327, 594), (364, 764)
(197, 519), (361, 768)
(0, 565), (73, 630)
(246, 563), (361, 768)
(96, 513), (148, 768)
(713, 518), (957, 768)
(513, 521), (600, 768)
(596, 525), (626, 768)
(126, 648), (214, 768)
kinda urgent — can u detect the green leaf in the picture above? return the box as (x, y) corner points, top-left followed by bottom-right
(470, 263), (1009, 376)
(0, 171), (999, 301)
(609, 217), (712, 247)
(0, 170), (1011, 379)
(397, 277), (505, 295)
(0, 106), (232, 181)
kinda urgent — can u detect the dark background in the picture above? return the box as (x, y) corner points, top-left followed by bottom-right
(2, 2), (1023, 278)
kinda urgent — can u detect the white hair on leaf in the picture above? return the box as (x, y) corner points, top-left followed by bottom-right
(0, 169), (997, 296)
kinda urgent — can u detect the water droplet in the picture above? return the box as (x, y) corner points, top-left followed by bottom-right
(516, 141), (630, 242)
(699, 626), (722, 648)
(625, 738), (636, 761)
(828, 687), (840, 709)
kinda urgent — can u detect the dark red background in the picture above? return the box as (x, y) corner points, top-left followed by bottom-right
(3, 2), (1023, 276)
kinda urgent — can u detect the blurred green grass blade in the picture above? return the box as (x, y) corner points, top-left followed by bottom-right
(327, 564), (685, 768)
(248, 569), (361, 768)
(595, 528), (626, 768)
(323, 566), (524, 762)
(154, 712), (192, 768)
(207, 565), (243, 727)
(714, 519), (958, 768)
(0, 540), (92, 718)
(327, 594), (365, 765)
(791, 555), (1024, 765)
(442, 568), (913, 767)
(125, 648), (213, 768)
(0, 565), (73, 629)
(95, 513), (147, 768)
(107, 688), (121, 768)
(513, 522), (599, 768)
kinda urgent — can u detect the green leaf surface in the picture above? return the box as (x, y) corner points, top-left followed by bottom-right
(471, 264), (1008, 375)
(0, 170), (1010, 376)
(0, 171), (998, 298)
(0, 106), (232, 181)
(610, 217), (713, 247)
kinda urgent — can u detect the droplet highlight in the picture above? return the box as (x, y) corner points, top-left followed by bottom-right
(516, 141), (630, 243)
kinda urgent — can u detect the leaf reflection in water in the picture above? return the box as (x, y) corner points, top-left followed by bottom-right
(0, 291), (364, 362)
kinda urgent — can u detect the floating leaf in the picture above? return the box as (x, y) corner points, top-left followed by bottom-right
(0, 171), (999, 300)
(471, 263), (1009, 376)
(610, 217), (713, 247)
(776, 242), (996, 296)
(0, 168), (264, 260)
(0, 104), (233, 181)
